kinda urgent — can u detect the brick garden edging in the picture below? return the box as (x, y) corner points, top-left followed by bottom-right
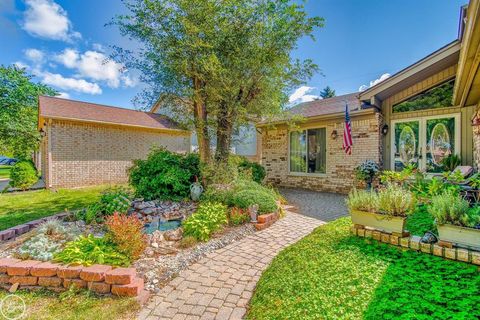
(0, 258), (149, 302)
(0, 212), (70, 241)
(351, 226), (480, 266)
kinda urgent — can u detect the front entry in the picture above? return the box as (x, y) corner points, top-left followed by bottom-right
(392, 114), (460, 173)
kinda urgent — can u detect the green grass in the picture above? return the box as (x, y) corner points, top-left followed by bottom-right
(0, 165), (10, 179)
(0, 289), (139, 320)
(247, 218), (480, 320)
(0, 185), (112, 231)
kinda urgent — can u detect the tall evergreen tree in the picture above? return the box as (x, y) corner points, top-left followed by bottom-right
(319, 86), (336, 99)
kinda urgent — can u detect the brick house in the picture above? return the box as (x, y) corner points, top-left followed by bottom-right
(259, 1), (480, 194)
(38, 96), (190, 189)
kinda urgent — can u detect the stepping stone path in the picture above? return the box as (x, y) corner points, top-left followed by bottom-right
(139, 212), (324, 320)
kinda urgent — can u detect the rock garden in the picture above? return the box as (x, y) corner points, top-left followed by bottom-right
(0, 148), (283, 297)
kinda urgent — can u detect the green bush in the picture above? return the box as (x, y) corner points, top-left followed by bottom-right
(9, 161), (37, 190)
(346, 189), (379, 213)
(54, 234), (130, 267)
(238, 159), (266, 183)
(182, 202), (228, 241)
(232, 189), (278, 214)
(129, 148), (200, 200)
(202, 184), (235, 206)
(100, 187), (132, 215)
(428, 192), (480, 228)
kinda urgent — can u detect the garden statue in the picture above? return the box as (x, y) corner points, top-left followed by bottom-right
(249, 204), (259, 223)
(190, 178), (203, 201)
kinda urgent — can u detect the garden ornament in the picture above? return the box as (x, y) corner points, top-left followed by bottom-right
(249, 204), (259, 223)
(190, 177), (203, 201)
(420, 231), (438, 244)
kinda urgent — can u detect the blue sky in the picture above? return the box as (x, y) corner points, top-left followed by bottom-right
(0, 0), (466, 109)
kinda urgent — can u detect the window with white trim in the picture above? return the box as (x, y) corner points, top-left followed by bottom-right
(289, 128), (326, 174)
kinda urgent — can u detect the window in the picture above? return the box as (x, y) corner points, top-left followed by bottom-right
(289, 128), (326, 174)
(392, 79), (454, 113)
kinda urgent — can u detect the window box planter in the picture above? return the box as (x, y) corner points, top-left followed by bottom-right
(437, 224), (480, 251)
(350, 210), (406, 234)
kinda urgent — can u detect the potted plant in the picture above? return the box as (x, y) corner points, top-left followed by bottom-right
(428, 192), (480, 250)
(347, 184), (416, 234)
(354, 160), (379, 190)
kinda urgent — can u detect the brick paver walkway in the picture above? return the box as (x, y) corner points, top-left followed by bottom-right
(139, 212), (324, 320)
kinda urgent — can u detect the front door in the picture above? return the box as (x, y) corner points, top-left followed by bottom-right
(392, 114), (460, 172)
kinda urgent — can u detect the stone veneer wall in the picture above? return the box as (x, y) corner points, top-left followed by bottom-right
(261, 112), (383, 194)
(43, 120), (190, 188)
(472, 104), (480, 170)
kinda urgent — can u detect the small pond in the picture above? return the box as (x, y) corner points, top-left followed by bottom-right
(144, 219), (182, 234)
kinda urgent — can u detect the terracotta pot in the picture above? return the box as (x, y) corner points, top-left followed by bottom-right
(437, 224), (480, 250)
(350, 210), (406, 234)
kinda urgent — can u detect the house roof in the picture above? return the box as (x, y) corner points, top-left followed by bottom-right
(38, 96), (187, 133)
(288, 93), (361, 118)
(359, 40), (461, 102)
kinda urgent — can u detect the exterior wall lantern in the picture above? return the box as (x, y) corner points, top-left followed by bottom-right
(330, 129), (338, 140)
(381, 124), (389, 136)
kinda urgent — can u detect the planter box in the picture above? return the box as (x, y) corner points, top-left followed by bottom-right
(350, 210), (406, 234)
(437, 224), (480, 251)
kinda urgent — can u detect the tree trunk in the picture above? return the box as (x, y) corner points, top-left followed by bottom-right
(192, 77), (211, 164)
(215, 105), (234, 163)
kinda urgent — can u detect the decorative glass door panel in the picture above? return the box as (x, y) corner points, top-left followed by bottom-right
(393, 121), (420, 171)
(391, 114), (460, 172)
(426, 117), (456, 173)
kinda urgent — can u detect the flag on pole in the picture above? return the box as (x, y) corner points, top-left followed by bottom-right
(343, 104), (353, 155)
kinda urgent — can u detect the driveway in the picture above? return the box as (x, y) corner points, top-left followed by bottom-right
(0, 179), (45, 192)
(279, 188), (348, 222)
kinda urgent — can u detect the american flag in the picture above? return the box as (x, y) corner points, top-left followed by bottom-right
(343, 104), (353, 155)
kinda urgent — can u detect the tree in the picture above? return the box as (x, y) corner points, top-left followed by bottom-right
(319, 86), (336, 99)
(0, 66), (57, 159)
(111, 0), (323, 164)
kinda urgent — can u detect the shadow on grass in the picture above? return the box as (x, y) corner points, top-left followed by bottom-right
(335, 236), (480, 319)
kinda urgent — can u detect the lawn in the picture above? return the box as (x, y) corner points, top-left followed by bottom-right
(0, 165), (10, 179)
(247, 218), (480, 320)
(0, 289), (139, 320)
(0, 185), (112, 231)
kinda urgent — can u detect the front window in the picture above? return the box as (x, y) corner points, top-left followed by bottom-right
(289, 128), (326, 174)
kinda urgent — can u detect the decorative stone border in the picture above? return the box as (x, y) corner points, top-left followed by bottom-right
(0, 212), (70, 242)
(351, 226), (480, 266)
(0, 258), (149, 303)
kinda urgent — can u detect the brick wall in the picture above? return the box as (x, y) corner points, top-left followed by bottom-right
(261, 112), (382, 194)
(44, 120), (190, 188)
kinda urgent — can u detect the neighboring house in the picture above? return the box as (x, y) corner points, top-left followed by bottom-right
(259, 1), (480, 194)
(38, 96), (190, 189)
(150, 103), (261, 162)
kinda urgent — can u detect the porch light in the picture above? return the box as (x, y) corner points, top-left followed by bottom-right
(381, 124), (389, 135)
(39, 128), (46, 137)
(330, 129), (338, 140)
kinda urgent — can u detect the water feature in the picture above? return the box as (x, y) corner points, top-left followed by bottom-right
(144, 217), (182, 234)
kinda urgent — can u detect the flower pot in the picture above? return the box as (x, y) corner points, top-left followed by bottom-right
(350, 210), (406, 234)
(437, 224), (480, 250)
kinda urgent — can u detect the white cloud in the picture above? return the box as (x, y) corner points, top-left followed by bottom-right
(22, 0), (80, 41)
(24, 48), (44, 63)
(57, 92), (70, 99)
(56, 48), (135, 88)
(41, 71), (101, 94)
(289, 86), (320, 104)
(359, 73), (391, 92)
(54, 48), (79, 68)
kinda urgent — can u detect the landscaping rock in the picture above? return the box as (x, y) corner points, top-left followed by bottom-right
(164, 228), (183, 242)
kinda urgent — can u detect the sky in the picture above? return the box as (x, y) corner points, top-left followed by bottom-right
(0, 0), (467, 110)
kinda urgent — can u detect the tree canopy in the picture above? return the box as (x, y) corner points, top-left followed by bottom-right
(319, 86), (336, 99)
(111, 0), (323, 163)
(0, 65), (57, 159)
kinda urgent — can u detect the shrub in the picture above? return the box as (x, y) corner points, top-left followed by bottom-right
(182, 202), (228, 241)
(54, 234), (130, 267)
(129, 148), (200, 200)
(354, 160), (379, 183)
(229, 207), (250, 225)
(17, 220), (80, 261)
(100, 187), (132, 215)
(428, 192), (479, 228)
(440, 154), (461, 172)
(378, 184), (416, 217)
(179, 236), (198, 248)
(9, 161), (37, 190)
(238, 159), (266, 184)
(232, 189), (278, 214)
(105, 213), (147, 260)
(346, 189), (379, 213)
(202, 184), (235, 206)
